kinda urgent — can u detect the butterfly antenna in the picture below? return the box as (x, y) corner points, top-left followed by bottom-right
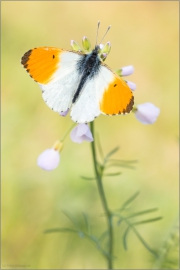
(99, 25), (111, 45)
(95, 21), (101, 46)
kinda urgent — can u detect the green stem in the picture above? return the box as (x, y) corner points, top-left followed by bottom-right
(60, 123), (76, 142)
(90, 121), (113, 269)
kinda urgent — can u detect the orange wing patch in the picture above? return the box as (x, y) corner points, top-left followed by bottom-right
(100, 76), (134, 115)
(21, 47), (62, 84)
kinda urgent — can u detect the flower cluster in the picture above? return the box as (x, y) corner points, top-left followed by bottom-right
(37, 36), (160, 171)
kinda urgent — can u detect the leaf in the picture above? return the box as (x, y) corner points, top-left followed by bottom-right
(123, 226), (131, 250)
(108, 159), (138, 164)
(99, 230), (108, 243)
(44, 227), (78, 234)
(104, 172), (122, 177)
(118, 191), (140, 212)
(82, 212), (91, 234)
(62, 210), (80, 230)
(131, 226), (158, 257)
(105, 163), (135, 170)
(80, 175), (96, 180)
(132, 217), (163, 226)
(126, 208), (159, 219)
(103, 146), (120, 165)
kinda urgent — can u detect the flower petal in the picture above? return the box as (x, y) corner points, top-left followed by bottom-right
(37, 149), (60, 171)
(121, 65), (134, 76)
(126, 80), (136, 91)
(135, 102), (160, 124)
(70, 124), (93, 144)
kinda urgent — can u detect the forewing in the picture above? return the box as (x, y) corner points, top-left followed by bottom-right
(21, 47), (83, 113)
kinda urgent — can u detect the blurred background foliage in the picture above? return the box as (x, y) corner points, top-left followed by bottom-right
(2, 1), (179, 269)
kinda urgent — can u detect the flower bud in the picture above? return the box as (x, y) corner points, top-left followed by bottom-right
(134, 102), (160, 124)
(37, 149), (60, 171)
(100, 41), (111, 54)
(37, 140), (63, 171)
(100, 53), (108, 61)
(82, 36), (91, 51)
(126, 80), (136, 91)
(70, 40), (82, 52)
(116, 65), (134, 77)
(70, 124), (93, 144)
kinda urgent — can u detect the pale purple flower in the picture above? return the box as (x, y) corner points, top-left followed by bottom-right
(37, 149), (60, 171)
(120, 65), (134, 76)
(126, 80), (136, 91)
(70, 124), (93, 144)
(59, 109), (69, 117)
(135, 102), (160, 124)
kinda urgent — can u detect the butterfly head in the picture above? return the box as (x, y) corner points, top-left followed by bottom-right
(70, 22), (111, 62)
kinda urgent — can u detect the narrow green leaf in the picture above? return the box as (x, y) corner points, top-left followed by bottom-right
(99, 230), (108, 243)
(62, 210), (80, 230)
(126, 208), (159, 219)
(123, 226), (131, 250)
(108, 159), (138, 164)
(44, 227), (78, 234)
(104, 172), (122, 177)
(104, 146), (120, 164)
(132, 217), (163, 225)
(105, 163), (135, 170)
(82, 212), (91, 234)
(131, 226), (158, 257)
(80, 175), (96, 180)
(119, 191), (140, 211)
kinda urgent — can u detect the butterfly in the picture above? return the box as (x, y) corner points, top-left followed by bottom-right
(21, 23), (134, 123)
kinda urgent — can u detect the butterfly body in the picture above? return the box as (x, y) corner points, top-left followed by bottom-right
(73, 46), (101, 103)
(21, 43), (134, 123)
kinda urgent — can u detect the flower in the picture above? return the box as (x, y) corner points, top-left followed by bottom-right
(82, 36), (91, 51)
(115, 66), (136, 90)
(70, 124), (93, 144)
(70, 40), (82, 52)
(120, 65), (134, 76)
(37, 141), (63, 171)
(126, 80), (136, 91)
(134, 102), (160, 124)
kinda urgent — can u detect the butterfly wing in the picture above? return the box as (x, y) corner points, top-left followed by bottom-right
(70, 78), (101, 123)
(97, 64), (134, 115)
(21, 47), (83, 113)
(70, 64), (134, 123)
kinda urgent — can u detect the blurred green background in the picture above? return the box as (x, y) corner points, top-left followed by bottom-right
(2, 1), (179, 269)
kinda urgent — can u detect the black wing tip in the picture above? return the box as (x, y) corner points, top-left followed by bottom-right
(21, 49), (32, 66)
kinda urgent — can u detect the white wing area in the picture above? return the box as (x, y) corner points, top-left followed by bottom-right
(70, 78), (101, 123)
(70, 65), (115, 123)
(39, 51), (82, 113)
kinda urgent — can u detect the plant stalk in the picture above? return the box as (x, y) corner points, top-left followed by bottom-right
(90, 121), (113, 269)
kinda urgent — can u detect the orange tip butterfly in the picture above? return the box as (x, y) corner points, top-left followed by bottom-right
(21, 22), (134, 123)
